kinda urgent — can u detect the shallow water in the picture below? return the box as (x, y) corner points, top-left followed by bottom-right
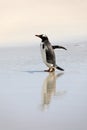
(0, 42), (87, 130)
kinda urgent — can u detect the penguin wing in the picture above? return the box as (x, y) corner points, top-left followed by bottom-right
(52, 45), (67, 50)
(45, 48), (55, 65)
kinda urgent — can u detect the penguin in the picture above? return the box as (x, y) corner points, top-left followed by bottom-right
(35, 34), (67, 72)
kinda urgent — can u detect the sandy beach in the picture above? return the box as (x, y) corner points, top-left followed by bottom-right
(0, 42), (87, 130)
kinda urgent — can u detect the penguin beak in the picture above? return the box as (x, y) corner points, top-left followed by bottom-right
(35, 35), (41, 38)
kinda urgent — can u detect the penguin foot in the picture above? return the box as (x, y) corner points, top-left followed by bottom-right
(44, 67), (55, 72)
(49, 67), (55, 72)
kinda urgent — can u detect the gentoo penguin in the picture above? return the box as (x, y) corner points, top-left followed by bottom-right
(35, 34), (67, 72)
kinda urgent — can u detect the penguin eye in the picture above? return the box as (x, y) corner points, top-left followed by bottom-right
(42, 34), (46, 37)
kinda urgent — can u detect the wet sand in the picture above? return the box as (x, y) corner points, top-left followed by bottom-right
(0, 42), (87, 130)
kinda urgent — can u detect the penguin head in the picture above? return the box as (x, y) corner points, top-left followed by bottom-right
(35, 34), (48, 42)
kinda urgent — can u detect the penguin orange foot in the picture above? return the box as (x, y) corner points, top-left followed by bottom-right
(44, 67), (55, 72)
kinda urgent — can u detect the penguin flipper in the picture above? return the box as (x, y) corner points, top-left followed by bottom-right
(52, 45), (67, 50)
(56, 65), (64, 71)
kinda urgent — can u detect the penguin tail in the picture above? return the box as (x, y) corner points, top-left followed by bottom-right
(55, 65), (64, 71)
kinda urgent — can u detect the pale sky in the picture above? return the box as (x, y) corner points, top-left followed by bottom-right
(0, 0), (87, 46)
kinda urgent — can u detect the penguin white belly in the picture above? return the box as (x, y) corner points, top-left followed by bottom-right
(40, 43), (53, 68)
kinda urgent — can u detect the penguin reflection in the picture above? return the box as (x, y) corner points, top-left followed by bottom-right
(41, 72), (64, 109)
